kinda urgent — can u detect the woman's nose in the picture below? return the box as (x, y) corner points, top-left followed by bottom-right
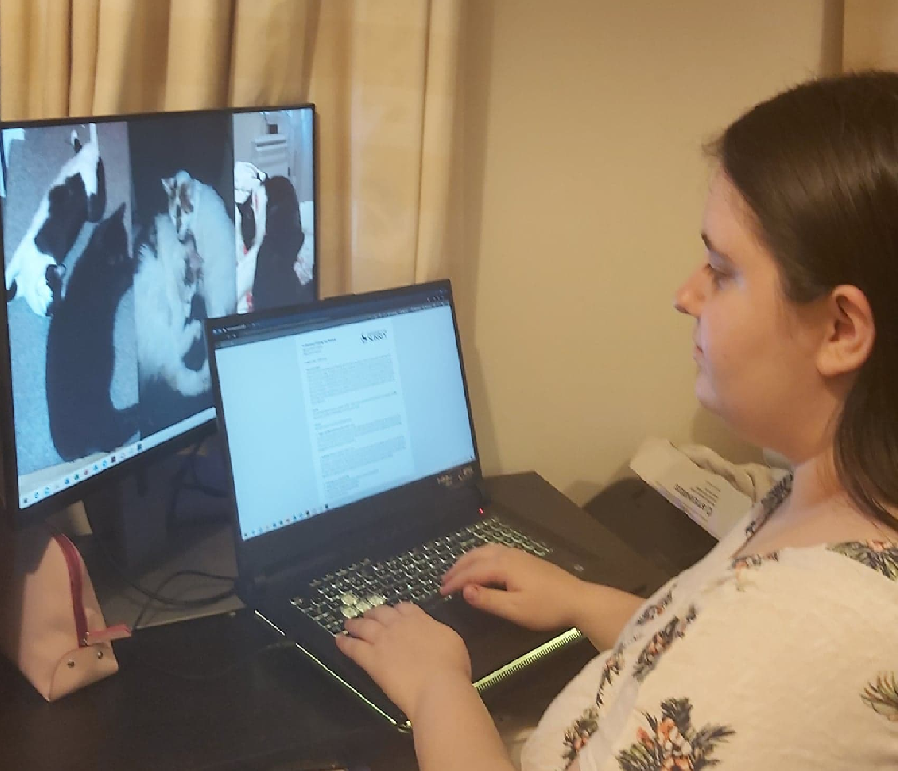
(673, 267), (705, 316)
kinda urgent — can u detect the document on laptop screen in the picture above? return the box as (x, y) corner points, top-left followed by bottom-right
(298, 317), (414, 505)
(215, 302), (476, 540)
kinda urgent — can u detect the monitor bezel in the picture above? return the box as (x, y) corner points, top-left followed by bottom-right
(0, 102), (319, 528)
(205, 279), (484, 584)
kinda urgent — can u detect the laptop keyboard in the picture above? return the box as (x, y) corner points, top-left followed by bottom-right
(290, 516), (552, 635)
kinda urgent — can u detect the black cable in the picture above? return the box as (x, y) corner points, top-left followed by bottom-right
(131, 568), (237, 629)
(166, 439), (204, 525)
(132, 640), (294, 682)
(166, 437), (230, 529)
(93, 535), (236, 610)
(87, 436), (236, 619)
(187, 437), (229, 497)
(181, 480), (228, 498)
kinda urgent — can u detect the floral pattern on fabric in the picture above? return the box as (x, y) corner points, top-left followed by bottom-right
(597, 646), (625, 707)
(560, 647), (627, 765)
(828, 541), (898, 581)
(730, 552), (780, 571)
(635, 589), (674, 627)
(616, 698), (734, 771)
(861, 672), (898, 722)
(562, 708), (600, 765)
(744, 474), (792, 538)
(633, 606), (697, 683)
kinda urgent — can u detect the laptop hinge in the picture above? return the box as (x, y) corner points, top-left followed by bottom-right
(474, 478), (491, 507)
(251, 482), (486, 598)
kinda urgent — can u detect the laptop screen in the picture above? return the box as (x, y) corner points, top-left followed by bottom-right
(209, 283), (477, 542)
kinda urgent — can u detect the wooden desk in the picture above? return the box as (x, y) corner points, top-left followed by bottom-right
(0, 473), (667, 771)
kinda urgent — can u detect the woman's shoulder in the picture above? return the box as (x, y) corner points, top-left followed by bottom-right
(683, 539), (898, 655)
(725, 538), (898, 591)
(597, 544), (898, 770)
(522, 541), (898, 771)
(822, 539), (898, 580)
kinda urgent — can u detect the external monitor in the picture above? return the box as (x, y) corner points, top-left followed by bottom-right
(0, 104), (318, 539)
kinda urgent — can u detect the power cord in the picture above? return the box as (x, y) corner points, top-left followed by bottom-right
(131, 568), (237, 629)
(166, 438), (229, 527)
(93, 535), (236, 612)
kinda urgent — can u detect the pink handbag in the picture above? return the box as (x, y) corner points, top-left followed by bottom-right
(0, 523), (131, 701)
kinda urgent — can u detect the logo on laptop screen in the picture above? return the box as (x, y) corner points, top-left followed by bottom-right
(361, 329), (387, 343)
(437, 465), (474, 487)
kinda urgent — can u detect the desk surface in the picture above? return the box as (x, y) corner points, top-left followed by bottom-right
(0, 472), (668, 771)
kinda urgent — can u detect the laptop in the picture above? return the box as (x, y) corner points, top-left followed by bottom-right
(205, 279), (636, 729)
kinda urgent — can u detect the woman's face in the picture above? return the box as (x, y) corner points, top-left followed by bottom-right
(674, 171), (833, 459)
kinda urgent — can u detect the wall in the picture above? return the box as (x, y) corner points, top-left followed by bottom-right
(843, 0), (898, 69)
(450, 0), (842, 505)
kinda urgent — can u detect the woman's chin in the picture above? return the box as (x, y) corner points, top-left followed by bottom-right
(693, 379), (718, 413)
(693, 374), (707, 399)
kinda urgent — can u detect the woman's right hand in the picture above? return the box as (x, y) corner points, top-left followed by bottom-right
(440, 544), (584, 631)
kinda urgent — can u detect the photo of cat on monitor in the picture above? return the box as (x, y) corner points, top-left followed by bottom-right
(232, 110), (315, 313)
(1, 106), (316, 509)
(2, 114), (238, 490)
(127, 113), (236, 438)
(2, 121), (138, 481)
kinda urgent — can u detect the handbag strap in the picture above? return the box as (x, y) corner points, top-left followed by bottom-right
(52, 532), (131, 647)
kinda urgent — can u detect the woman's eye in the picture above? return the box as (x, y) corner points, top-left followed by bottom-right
(705, 263), (728, 286)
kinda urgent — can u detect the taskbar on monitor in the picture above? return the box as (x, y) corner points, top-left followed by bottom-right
(17, 408), (217, 509)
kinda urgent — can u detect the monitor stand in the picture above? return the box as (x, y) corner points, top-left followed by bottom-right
(80, 434), (242, 628)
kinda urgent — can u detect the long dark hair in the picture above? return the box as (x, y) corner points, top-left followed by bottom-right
(708, 71), (898, 525)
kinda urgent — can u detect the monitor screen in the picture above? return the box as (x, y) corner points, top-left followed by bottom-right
(0, 104), (317, 525)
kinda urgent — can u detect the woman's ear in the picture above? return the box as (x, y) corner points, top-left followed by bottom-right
(816, 285), (875, 377)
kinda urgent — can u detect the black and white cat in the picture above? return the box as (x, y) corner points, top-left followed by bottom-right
(235, 178), (267, 312)
(162, 170), (236, 319)
(234, 160), (267, 198)
(5, 123), (106, 316)
(45, 204), (137, 461)
(252, 176), (306, 312)
(134, 213), (209, 397)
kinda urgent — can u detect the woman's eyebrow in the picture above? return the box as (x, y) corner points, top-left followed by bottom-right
(701, 232), (733, 263)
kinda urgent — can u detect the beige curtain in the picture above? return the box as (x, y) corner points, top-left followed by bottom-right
(0, 0), (460, 296)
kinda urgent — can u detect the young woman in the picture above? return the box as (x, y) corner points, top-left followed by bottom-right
(336, 71), (898, 771)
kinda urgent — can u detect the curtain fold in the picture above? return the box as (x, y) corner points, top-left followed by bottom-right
(0, 0), (460, 296)
(414, 0), (460, 284)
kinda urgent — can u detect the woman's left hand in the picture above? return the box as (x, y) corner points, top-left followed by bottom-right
(335, 602), (472, 720)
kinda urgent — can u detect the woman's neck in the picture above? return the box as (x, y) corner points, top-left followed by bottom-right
(734, 452), (898, 557)
(778, 454), (840, 521)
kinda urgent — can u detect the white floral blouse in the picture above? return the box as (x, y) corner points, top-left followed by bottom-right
(521, 476), (898, 771)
